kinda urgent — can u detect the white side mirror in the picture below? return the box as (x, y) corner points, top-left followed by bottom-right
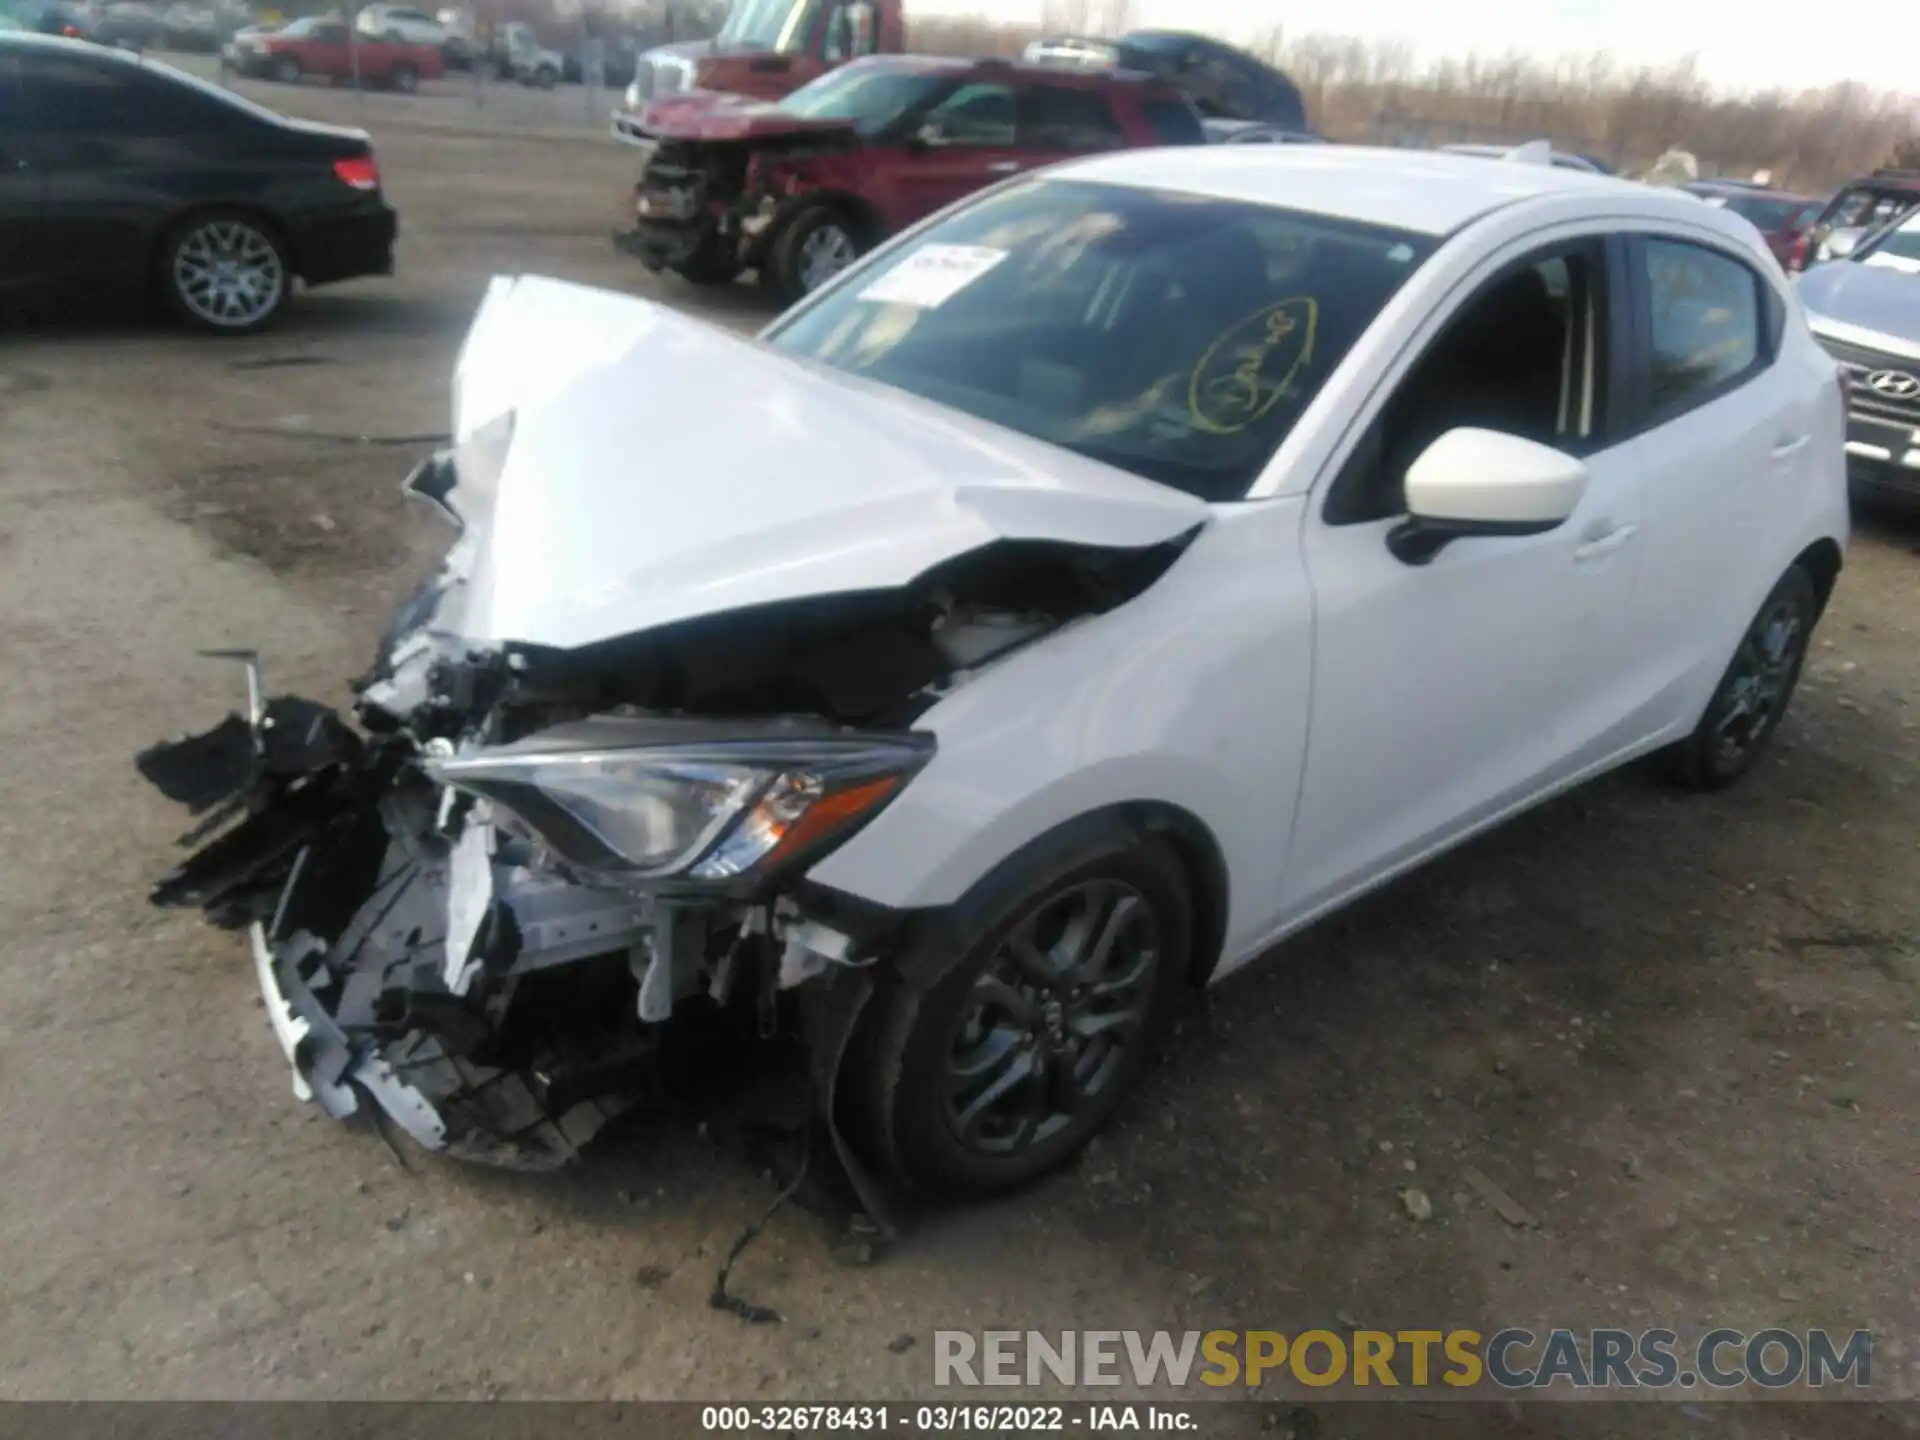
(1390, 427), (1587, 565)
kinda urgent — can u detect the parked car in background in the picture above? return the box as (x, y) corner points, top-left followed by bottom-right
(1798, 203), (1920, 506)
(1023, 28), (1308, 131)
(1441, 141), (1601, 172)
(1204, 118), (1321, 144)
(226, 15), (442, 91)
(158, 1), (219, 50)
(491, 19), (560, 87)
(1683, 182), (1820, 266)
(0, 33), (395, 331)
(91, 0), (161, 48)
(354, 3), (446, 46)
(1793, 168), (1920, 271)
(0, 0), (90, 35)
(614, 54), (1207, 303)
(137, 146), (1846, 1190)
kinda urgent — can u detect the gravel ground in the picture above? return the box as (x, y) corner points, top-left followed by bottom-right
(3, 77), (1919, 1432)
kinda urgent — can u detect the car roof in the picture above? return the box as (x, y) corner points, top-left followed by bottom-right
(1442, 142), (1594, 169)
(1046, 143), (1683, 236)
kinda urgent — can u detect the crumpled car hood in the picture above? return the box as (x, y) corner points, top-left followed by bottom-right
(433, 275), (1210, 653)
(1796, 261), (1920, 360)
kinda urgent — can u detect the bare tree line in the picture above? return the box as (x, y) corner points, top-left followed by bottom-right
(905, 15), (1920, 191)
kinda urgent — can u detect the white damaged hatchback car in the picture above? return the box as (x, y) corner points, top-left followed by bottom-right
(138, 147), (1848, 1200)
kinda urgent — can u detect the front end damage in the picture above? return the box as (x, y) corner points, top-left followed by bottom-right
(137, 647), (921, 1171)
(614, 128), (860, 278)
(136, 275), (1206, 1186)
(137, 502), (1192, 1177)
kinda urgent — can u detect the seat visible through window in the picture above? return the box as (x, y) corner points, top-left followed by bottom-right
(1331, 254), (1590, 523)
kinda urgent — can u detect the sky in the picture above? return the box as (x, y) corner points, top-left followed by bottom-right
(912, 0), (1918, 97)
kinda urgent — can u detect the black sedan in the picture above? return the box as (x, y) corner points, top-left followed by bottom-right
(0, 33), (397, 332)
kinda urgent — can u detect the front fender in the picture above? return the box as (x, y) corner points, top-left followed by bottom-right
(808, 502), (1316, 973)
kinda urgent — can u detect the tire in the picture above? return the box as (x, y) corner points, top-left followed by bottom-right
(851, 827), (1192, 1198)
(387, 60), (418, 93)
(761, 204), (865, 307)
(1663, 564), (1817, 791)
(271, 54), (301, 83)
(532, 64), (557, 90)
(158, 209), (290, 335)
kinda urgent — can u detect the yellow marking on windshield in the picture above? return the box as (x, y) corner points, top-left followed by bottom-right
(1188, 297), (1318, 436)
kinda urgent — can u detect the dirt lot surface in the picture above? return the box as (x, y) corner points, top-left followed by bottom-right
(4, 77), (1920, 1433)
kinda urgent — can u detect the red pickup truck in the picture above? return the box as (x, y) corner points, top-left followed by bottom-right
(224, 16), (443, 93)
(614, 55), (1206, 303)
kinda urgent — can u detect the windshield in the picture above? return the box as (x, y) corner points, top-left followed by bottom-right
(277, 15), (318, 35)
(766, 179), (1435, 502)
(776, 63), (946, 132)
(1857, 207), (1920, 270)
(715, 0), (817, 53)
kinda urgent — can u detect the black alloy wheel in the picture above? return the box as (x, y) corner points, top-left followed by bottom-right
(852, 828), (1192, 1197)
(1665, 563), (1817, 790)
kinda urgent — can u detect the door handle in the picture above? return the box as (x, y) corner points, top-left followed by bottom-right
(1770, 433), (1811, 459)
(985, 160), (1022, 173)
(1573, 521), (1637, 561)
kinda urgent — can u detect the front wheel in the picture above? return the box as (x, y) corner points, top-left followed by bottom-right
(271, 54), (301, 83)
(761, 204), (864, 307)
(1663, 564), (1817, 790)
(387, 60), (419, 92)
(851, 830), (1192, 1198)
(159, 210), (290, 334)
(532, 64), (557, 89)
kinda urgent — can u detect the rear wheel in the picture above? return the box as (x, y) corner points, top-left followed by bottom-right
(761, 204), (864, 306)
(851, 828), (1192, 1198)
(159, 210), (290, 334)
(1663, 564), (1817, 790)
(387, 60), (419, 92)
(532, 63), (557, 89)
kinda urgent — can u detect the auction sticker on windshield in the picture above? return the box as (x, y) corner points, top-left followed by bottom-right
(858, 244), (1008, 308)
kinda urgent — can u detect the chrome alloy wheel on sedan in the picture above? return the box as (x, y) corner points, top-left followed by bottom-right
(167, 216), (288, 332)
(796, 221), (859, 293)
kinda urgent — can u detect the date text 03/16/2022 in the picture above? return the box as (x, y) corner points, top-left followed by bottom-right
(700, 1405), (1199, 1431)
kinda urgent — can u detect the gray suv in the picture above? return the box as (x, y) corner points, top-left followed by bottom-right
(1796, 203), (1920, 506)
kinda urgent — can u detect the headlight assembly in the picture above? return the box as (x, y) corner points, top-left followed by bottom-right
(423, 718), (932, 884)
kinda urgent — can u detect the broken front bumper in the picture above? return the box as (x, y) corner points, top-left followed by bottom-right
(249, 918), (445, 1145)
(243, 846), (643, 1170)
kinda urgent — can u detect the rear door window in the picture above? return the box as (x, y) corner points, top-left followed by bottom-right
(1640, 237), (1767, 418)
(18, 54), (234, 134)
(1018, 84), (1125, 152)
(920, 82), (1015, 146)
